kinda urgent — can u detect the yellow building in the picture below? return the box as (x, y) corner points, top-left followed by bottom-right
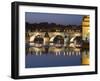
(81, 51), (89, 65)
(81, 16), (90, 65)
(82, 16), (90, 41)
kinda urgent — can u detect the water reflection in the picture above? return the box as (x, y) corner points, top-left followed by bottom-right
(26, 45), (89, 60)
(26, 44), (89, 68)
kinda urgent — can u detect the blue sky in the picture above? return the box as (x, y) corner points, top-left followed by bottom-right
(25, 12), (84, 25)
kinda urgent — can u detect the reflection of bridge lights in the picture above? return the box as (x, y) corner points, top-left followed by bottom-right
(55, 51), (62, 56)
(35, 51), (42, 56)
(34, 44), (43, 48)
(76, 52), (78, 56)
(72, 51), (74, 55)
(27, 46), (82, 56)
(36, 52), (38, 56)
(69, 52), (71, 56)
(75, 51), (81, 56)
(64, 52), (66, 56)
(74, 48), (80, 51)
(58, 52), (60, 55)
(67, 52), (69, 56)
(51, 47), (64, 54)
(78, 51), (80, 55)
(55, 52), (58, 56)
(40, 52), (42, 56)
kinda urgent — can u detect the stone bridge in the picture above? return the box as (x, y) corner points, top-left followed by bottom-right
(26, 30), (82, 47)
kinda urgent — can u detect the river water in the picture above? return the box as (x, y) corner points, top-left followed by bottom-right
(25, 49), (89, 68)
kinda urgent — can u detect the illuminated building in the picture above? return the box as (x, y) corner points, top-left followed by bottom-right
(81, 16), (90, 65)
(82, 16), (90, 41)
(81, 50), (89, 65)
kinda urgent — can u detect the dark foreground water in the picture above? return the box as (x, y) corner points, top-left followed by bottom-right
(25, 53), (82, 68)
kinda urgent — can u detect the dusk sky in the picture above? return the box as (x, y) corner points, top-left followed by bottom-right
(25, 12), (84, 25)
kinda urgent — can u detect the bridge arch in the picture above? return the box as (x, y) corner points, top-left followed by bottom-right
(29, 33), (44, 47)
(70, 33), (81, 42)
(69, 33), (81, 47)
